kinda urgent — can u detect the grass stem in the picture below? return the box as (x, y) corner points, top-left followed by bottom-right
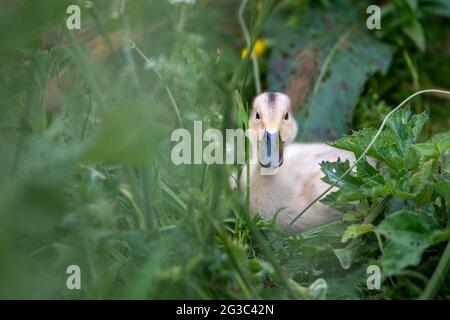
(238, 0), (261, 94)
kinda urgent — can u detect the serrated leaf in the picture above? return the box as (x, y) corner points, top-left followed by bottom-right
(320, 158), (388, 211)
(386, 108), (428, 152)
(331, 129), (403, 169)
(413, 131), (450, 159)
(320, 158), (361, 188)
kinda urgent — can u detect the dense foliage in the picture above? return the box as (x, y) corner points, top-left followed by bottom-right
(0, 0), (448, 299)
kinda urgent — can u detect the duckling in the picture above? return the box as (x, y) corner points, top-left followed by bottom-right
(240, 92), (356, 234)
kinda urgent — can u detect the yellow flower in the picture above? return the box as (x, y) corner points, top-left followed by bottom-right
(241, 38), (267, 60)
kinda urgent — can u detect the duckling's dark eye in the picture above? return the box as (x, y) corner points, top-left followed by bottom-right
(284, 112), (289, 120)
(255, 112), (261, 120)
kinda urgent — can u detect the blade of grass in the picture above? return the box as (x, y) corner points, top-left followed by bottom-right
(64, 27), (105, 114)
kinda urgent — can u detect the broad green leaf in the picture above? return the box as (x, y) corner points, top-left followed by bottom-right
(79, 99), (166, 164)
(377, 210), (437, 275)
(266, 3), (393, 141)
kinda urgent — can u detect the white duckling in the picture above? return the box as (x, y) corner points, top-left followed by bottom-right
(240, 92), (356, 234)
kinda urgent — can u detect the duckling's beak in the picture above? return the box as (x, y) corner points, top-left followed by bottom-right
(259, 130), (284, 168)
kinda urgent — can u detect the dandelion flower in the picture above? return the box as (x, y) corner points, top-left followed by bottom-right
(241, 38), (267, 60)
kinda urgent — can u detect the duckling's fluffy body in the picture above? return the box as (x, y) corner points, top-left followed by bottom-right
(240, 92), (356, 234)
(241, 143), (355, 234)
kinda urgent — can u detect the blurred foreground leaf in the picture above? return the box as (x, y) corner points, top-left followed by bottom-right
(79, 99), (167, 164)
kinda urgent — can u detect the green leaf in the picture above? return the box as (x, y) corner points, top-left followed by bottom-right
(409, 159), (434, 188)
(332, 129), (403, 169)
(431, 227), (450, 245)
(320, 158), (388, 211)
(332, 247), (354, 269)
(308, 278), (328, 300)
(341, 224), (375, 243)
(402, 19), (426, 52)
(320, 158), (361, 189)
(321, 190), (355, 213)
(413, 131), (450, 159)
(433, 177), (450, 201)
(331, 128), (379, 158)
(377, 210), (437, 275)
(289, 278), (328, 300)
(423, 0), (450, 17)
(332, 109), (430, 171)
(79, 99), (166, 164)
(405, 0), (418, 11)
(267, 3), (393, 141)
(387, 108), (428, 152)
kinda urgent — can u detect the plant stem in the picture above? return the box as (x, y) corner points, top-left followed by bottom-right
(238, 0), (261, 94)
(364, 195), (392, 225)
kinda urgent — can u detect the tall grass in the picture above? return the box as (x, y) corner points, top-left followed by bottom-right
(0, 0), (300, 299)
(1, 0), (448, 300)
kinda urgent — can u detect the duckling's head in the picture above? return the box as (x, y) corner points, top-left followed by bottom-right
(250, 92), (298, 168)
